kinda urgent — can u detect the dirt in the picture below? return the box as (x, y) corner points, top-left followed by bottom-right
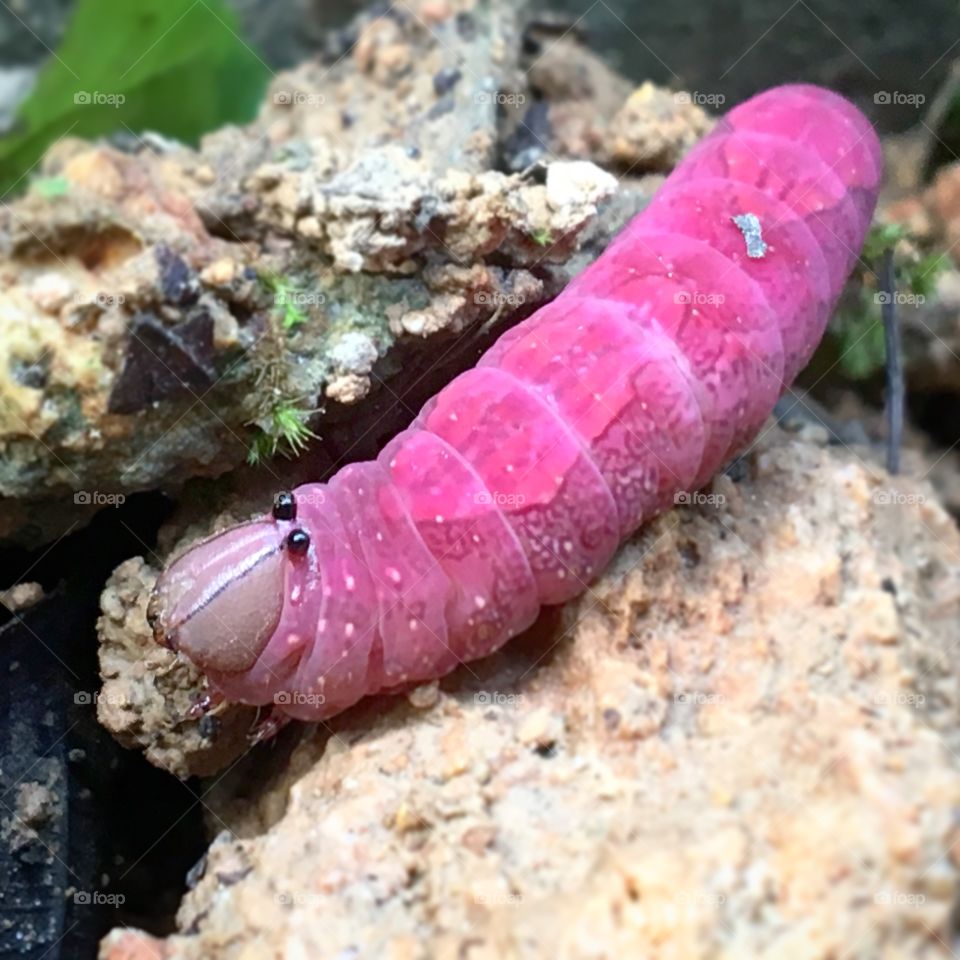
(99, 427), (960, 959)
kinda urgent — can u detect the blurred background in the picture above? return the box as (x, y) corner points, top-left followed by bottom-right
(1, 0), (959, 173)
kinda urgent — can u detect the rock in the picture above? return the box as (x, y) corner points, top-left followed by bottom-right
(101, 429), (960, 957)
(605, 82), (713, 171)
(96, 557), (256, 779)
(0, 0), (624, 546)
(0, 580), (44, 613)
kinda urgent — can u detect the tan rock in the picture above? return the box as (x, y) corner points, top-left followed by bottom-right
(102, 430), (960, 958)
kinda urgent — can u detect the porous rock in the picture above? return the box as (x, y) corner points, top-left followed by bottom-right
(100, 428), (960, 958)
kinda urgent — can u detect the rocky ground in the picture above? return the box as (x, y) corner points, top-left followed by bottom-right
(100, 427), (960, 959)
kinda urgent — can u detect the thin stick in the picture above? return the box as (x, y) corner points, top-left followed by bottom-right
(881, 247), (903, 475)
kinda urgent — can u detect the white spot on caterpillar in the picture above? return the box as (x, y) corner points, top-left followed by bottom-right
(732, 212), (768, 258)
(287, 633), (300, 647)
(386, 567), (402, 584)
(345, 622), (355, 637)
(474, 595), (486, 609)
(435, 514), (444, 523)
(408, 619), (419, 631)
(345, 575), (355, 591)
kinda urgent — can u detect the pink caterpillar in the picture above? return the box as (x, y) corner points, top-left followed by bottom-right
(149, 85), (883, 722)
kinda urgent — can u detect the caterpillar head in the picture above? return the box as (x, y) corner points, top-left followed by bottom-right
(148, 492), (310, 674)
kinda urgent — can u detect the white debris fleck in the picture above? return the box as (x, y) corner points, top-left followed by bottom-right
(545, 161), (619, 212)
(732, 213), (767, 259)
(328, 331), (379, 375)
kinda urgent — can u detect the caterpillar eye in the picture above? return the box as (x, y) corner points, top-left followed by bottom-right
(273, 491), (296, 522)
(286, 529), (310, 555)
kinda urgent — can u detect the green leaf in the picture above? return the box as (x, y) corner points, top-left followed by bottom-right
(0, 0), (271, 197)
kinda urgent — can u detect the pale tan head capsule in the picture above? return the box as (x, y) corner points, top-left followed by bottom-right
(147, 521), (286, 674)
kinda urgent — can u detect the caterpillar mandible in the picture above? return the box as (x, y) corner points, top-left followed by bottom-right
(148, 84), (883, 722)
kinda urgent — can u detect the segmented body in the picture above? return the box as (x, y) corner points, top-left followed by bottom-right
(167, 85), (883, 720)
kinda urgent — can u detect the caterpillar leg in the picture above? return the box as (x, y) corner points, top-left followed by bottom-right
(248, 706), (292, 745)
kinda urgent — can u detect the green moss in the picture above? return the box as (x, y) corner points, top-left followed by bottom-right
(32, 176), (70, 198)
(832, 224), (948, 381)
(259, 272), (311, 330)
(247, 404), (317, 464)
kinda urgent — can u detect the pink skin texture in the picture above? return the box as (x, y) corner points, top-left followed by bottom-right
(149, 84), (883, 722)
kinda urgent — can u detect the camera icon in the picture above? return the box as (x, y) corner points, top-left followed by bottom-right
(74, 491), (91, 505)
(73, 91), (91, 105)
(274, 90), (292, 105)
(474, 691), (491, 705)
(74, 891), (91, 904)
(274, 691), (291, 705)
(874, 91), (891, 104)
(674, 491), (691, 505)
(74, 691), (93, 705)
(673, 291), (692, 305)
